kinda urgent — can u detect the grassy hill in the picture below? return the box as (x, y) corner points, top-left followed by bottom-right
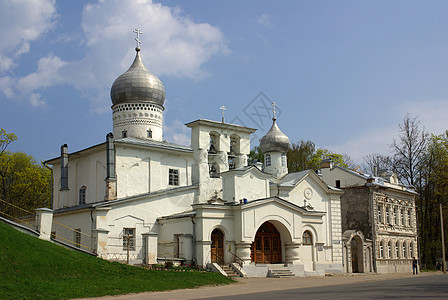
(0, 222), (233, 299)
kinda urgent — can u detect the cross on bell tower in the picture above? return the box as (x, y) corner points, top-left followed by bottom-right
(220, 105), (227, 123)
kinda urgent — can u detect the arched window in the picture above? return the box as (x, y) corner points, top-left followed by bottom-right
(302, 230), (313, 245)
(79, 186), (87, 205)
(410, 242), (414, 257)
(408, 209), (412, 226)
(147, 129), (152, 138)
(122, 130), (127, 138)
(403, 241), (407, 258)
(265, 154), (271, 167)
(401, 208), (405, 226)
(281, 153), (287, 167)
(379, 240), (385, 258)
(388, 241), (392, 258)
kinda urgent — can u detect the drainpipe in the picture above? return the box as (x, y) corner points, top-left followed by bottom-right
(191, 215), (196, 265)
(60, 144), (69, 190)
(368, 183), (378, 273)
(43, 162), (53, 209)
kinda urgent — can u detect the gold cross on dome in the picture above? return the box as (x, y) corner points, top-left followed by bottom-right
(133, 28), (142, 48)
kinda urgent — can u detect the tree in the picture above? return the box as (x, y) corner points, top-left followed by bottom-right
(0, 128), (17, 156)
(0, 129), (51, 215)
(0, 152), (51, 212)
(392, 114), (428, 187)
(287, 140), (316, 172)
(248, 146), (264, 164)
(362, 153), (396, 175)
(287, 140), (355, 173)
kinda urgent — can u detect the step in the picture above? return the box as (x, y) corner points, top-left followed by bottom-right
(220, 265), (240, 277)
(268, 268), (295, 278)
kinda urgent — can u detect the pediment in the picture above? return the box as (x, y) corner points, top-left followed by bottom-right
(238, 196), (325, 217)
(221, 165), (271, 180)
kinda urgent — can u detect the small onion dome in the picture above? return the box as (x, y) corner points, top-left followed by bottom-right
(259, 118), (290, 153)
(110, 48), (165, 106)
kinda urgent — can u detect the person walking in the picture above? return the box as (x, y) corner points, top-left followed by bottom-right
(412, 257), (418, 275)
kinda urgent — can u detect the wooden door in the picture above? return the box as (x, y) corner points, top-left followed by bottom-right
(211, 229), (224, 264)
(251, 222), (281, 263)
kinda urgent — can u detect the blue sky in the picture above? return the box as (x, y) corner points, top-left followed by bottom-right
(1, 0), (447, 166)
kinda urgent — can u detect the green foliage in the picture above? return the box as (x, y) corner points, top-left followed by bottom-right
(0, 128), (17, 156)
(0, 152), (51, 211)
(287, 140), (355, 173)
(248, 146), (264, 164)
(0, 222), (233, 299)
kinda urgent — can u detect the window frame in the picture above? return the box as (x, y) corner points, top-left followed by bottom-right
(265, 154), (271, 167)
(74, 228), (81, 248)
(122, 228), (135, 251)
(302, 230), (313, 245)
(169, 168), (179, 186)
(79, 186), (87, 205)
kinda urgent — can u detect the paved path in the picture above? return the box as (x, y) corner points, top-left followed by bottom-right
(83, 272), (444, 300)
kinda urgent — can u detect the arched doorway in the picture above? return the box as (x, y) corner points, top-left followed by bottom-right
(251, 222), (281, 263)
(211, 229), (224, 264)
(351, 236), (364, 273)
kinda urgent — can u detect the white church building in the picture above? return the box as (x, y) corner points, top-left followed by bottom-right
(45, 42), (345, 277)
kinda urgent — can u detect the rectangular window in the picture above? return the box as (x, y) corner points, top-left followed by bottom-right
(169, 169), (179, 186)
(378, 205), (382, 223)
(401, 208), (405, 226)
(74, 229), (81, 248)
(123, 228), (135, 250)
(393, 207), (398, 225)
(79, 186), (86, 205)
(380, 244), (384, 258)
(335, 180), (341, 188)
(408, 209), (412, 226)
(386, 206), (390, 224)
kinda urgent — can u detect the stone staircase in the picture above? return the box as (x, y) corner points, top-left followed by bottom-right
(268, 266), (295, 278)
(220, 265), (240, 277)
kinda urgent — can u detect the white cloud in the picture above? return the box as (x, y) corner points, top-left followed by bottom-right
(258, 13), (273, 28)
(0, 0), (228, 112)
(401, 99), (448, 135)
(164, 119), (190, 145)
(325, 127), (397, 166)
(0, 0), (56, 73)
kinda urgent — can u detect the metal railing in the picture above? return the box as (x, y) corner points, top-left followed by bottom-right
(229, 251), (244, 268)
(210, 251), (226, 265)
(0, 198), (37, 231)
(51, 220), (95, 253)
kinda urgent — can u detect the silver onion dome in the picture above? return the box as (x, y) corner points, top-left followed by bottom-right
(110, 48), (165, 106)
(259, 118), (290, 153)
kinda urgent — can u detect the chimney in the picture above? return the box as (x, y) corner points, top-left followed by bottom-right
(60, 144), (69, 190)
(321, 158), (333, 169)
(374, 166), (378, 177)
(104, 133), (117, 201)
(106, 133), (115, 179)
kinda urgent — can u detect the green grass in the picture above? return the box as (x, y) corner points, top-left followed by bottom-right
(0, 222), (234, 299)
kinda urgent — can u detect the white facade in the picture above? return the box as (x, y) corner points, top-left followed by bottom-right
(44, 47), (345, 277)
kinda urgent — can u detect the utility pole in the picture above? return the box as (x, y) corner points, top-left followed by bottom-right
(440, 203), (446, 274)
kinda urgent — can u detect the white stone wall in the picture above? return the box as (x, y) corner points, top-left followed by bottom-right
(115, 145), (193, 198)
(52, 147), (106, 209)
